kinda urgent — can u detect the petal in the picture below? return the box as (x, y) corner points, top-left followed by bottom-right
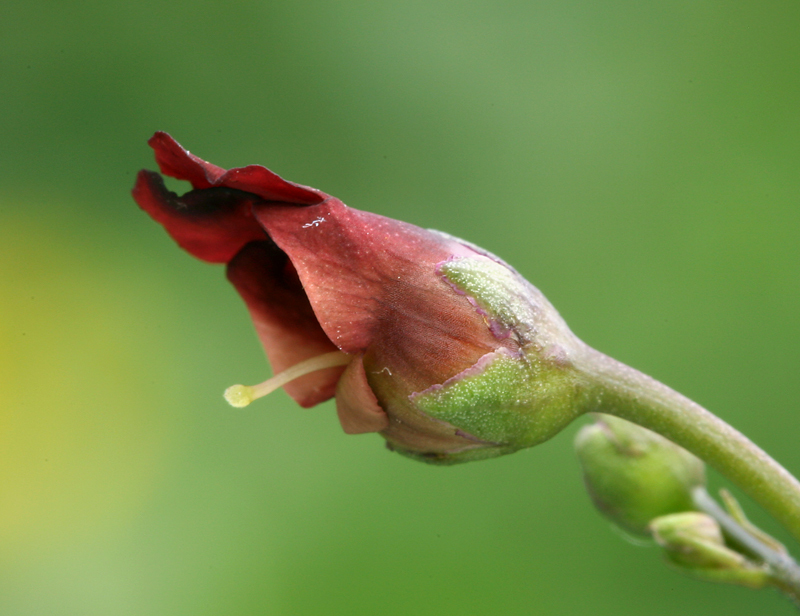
(149, 131), (227, 188)
(226, 241), (343, 407)
(217, 165), (326, 205)
(149, 131), (326, 204)
(252, 200), (499, 392)
(132, 170), (267, 263)
(335, 354), (389, 434)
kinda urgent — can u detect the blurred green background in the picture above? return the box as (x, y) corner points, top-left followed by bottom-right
(2, 1), (799, 614)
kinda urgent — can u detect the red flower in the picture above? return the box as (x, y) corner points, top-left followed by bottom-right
(133, 132), (580, 464)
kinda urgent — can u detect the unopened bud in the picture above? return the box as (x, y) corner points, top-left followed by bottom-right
(649, 512), (771, 588)
(575, 415), (705, 535)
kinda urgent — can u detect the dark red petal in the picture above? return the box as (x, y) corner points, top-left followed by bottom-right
(148, 132), (326, 204)
(226, 241), (343, 408)
(218, 166), (326, 205)
(132, 170), (268, 263)
(335, 355), (389, 434)
(149, 131), (227, 189)
(253, 200), (497, 391)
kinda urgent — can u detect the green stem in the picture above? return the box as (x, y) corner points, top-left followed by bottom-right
(572, 344), (800, 545)
(692, 487), (800, 605)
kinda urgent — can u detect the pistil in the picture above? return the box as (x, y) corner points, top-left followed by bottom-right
(224, 351), (352, 407)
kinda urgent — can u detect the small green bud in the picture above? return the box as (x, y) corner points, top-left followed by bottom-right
(649, 512), (771, 588)
(574, 415), (705, 535)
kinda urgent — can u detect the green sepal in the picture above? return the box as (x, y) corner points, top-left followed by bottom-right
(411, 349), (581, 450)
(438, 257), (536, 339)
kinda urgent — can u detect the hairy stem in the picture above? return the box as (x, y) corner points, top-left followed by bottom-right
(573, 344), (800, 545)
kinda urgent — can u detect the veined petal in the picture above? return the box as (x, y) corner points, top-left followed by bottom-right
(252, 200), (499, 391)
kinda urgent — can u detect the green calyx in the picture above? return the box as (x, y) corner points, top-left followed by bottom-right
(397, 256), (585, 464)
(438, 256), (537, 340)
(411, 349), (581, 452)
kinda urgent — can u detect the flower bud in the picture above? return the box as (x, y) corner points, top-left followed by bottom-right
(575, 415), (705, 535)
(649, 512), (771, 588)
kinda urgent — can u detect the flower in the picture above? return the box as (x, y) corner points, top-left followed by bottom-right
(133, 132), (583, 464)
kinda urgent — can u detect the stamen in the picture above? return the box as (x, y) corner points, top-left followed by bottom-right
(224, 351), (352, 408)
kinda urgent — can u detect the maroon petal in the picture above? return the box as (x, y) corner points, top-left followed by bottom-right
(132, 170), (268, 263)
(149, 131), (227, 188)
(335, 354), (389, 434)
(226, 241), (343, 407)
(217, 166), (327, 205)
(252, 200), (498, 392)
(149, 131), (326, 204)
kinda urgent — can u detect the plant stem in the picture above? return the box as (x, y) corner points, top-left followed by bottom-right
(572, 344), (800, 545)
(692, 487), (800, 606)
